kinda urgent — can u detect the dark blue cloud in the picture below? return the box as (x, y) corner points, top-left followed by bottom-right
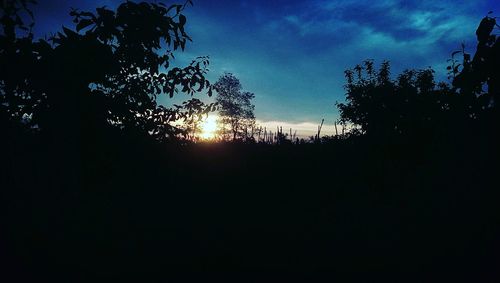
(30, 0), (500, 126)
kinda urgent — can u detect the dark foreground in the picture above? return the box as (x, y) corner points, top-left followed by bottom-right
(1, 129), (499, 282)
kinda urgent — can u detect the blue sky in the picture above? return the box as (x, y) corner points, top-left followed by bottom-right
(31, 0), (499, 135)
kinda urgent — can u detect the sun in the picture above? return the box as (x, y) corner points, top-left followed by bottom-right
(200, 115), (218, 140)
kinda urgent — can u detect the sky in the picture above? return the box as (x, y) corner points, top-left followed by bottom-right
(31, 0), (499, 137)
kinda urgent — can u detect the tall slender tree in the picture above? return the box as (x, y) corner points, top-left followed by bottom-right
(213, 73), (255, 141)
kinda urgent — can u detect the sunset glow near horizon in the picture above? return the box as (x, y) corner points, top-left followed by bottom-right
(200, 115), (218, 140)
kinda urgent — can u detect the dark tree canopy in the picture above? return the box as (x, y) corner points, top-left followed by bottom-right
(213, 72), (255, 141)
(336, 14), (499, 140)
(451, 12), (500, 100)
(0, 0), (215, 142)
(338, 61), (447, 138)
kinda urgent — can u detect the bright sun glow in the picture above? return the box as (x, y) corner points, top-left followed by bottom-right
(200, 115), (218, 140)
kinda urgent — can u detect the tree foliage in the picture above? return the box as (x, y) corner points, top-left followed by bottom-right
(451, 12), (500, 100)
(174, 98), (217, 141)
(214, 73), (255, 141)
(337, 14), (499, 140)
(0, 0), (214, 142)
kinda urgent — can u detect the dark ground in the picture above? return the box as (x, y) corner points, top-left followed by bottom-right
(1, 126), (499, 282)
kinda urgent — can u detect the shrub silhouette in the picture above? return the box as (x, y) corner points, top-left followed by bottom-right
(337, 14), (499, 141)
(338, 61), (440, 138)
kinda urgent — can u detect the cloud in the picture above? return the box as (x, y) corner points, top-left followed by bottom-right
(271, 0), (480, 44)
(264, 0), (486, 79)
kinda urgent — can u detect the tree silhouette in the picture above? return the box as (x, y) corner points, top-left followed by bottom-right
(337, 61), (495, 141)
(214, 72), (255, 141)
(451, 12), (499, 108)
(0, 0), (213, 142)
(338, 60), (437, 138)
(336, 14), (499, 140)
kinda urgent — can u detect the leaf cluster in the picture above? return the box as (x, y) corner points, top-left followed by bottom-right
(0, 0), (214, 142)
